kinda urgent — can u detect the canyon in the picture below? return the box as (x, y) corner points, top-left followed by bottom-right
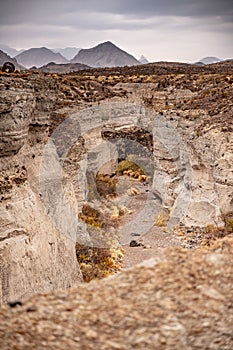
(0, 62), (232, 348)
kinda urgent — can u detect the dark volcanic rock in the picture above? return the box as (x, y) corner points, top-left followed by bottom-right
(2, 62), (15, 73)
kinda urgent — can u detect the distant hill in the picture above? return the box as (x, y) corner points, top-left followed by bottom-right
(207, 59), (233, 71)
(35, 61), (91, 73)
(0, 44), (24, 58)
(52, 47), (81, 60)
(199, 56), (222, 65)
(139, 55), (149, 64)
(0, 50), (24, 70)
(194, 61), (205, 66)
(71, 41), (140, 68)
(15, 47), (68, 68)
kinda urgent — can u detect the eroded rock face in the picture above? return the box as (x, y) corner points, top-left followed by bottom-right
(0, 89), (34, 157)
(115, 82), (233, 227)
(0, 67), (232, 303)
(86, 99), (232, 228)
(0, 79), (83, 304)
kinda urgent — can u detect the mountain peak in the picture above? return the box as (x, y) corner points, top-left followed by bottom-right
(72, 41), (140, 68)
(139, 55), (149, 64)
(199, 56), (222, 65)
(15, 47), (68, 68)
(99, 41), (116, 47)
(0, 44), (24, 58)
(52, 47), (81, 60)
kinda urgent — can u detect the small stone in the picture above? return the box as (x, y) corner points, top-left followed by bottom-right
(26, 306), (37, 312)
(2, 62), (15, 73)
(8, 301), (22, 308)
(177, 230), (185, 236)
(85, 329), (97, 338)
(130, 240), (141, 247)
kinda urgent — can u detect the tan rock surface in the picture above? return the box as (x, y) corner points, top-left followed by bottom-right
(0, 76), (84, 304)
(0, 65), (232, 305)
(0, 236), (233, 349)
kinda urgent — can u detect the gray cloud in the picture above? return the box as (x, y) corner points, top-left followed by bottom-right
(0, 0), (232, 62)
(1, 0), (233, 24)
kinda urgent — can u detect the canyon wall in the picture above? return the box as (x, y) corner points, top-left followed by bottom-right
(115, 82), (232, 228)
(0, 70), (232, 302)
(0, 78), (83, 304)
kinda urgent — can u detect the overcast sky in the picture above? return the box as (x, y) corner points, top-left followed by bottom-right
(0, 0), (233, 62)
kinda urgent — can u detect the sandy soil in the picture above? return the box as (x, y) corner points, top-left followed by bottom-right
(110, 175), (182, 268)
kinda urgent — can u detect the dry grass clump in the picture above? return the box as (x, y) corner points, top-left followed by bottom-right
(200, 225), (228, 247)
(76, 244), (125, 282)
(117, 159), (142, 175)
(118, 159), (149, 184)
(154, 213), (167, 227)
(224, 213), (233, 234)
(79, 203), (108, 228)
(201, 214), (233, 247)
(77, 203), (125, 281)
(96, 173), (117, 198)
(123, 170), (148, 182)
(174, 223), (229, 249)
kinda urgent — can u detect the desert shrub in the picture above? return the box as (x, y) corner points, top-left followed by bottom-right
(96, 174), (117, 197)
(224, 213), (233, 233)
(200, 225), (227, 247)
(154, 213), (167, 227)
(76, 244), (124, 282)
(118, 159), (142, 175)
(226, 218), (233, 233)
(79, 203), (107, 228)
(77, 202), (125, 281)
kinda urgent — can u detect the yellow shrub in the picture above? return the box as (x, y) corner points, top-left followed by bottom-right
(76, 244), (125, 282)
(154, 213), (166, 227)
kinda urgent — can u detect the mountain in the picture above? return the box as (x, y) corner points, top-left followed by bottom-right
(71, 41), (140, 68)
(0, 44), (24, 58)
(15, 47), (68, 68)
(194, 61), (205, 66)
(35, 61), (91, 73)
(0, 50), (23, 70)
(199, 56), (222, 65)
(139, 55), (149, 64)
(52, 47), (81, 60)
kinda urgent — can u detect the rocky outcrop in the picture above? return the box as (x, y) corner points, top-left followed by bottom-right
(0, 235), (232, 349)
(0, 77), (83, 304)
(0, 88), (34, 157)
(1, 62), (15, 73)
